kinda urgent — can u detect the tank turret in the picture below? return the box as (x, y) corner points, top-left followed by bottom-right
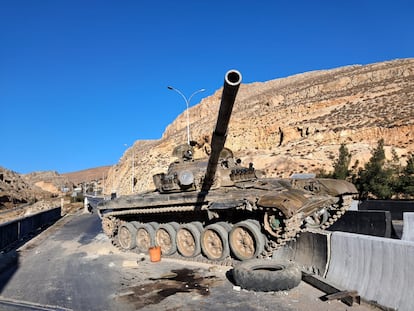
(152, 69), (244, 193)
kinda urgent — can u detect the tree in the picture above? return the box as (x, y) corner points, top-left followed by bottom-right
(400, 154), (414, 197)
(332, 144), (352, 180)
(386, 148), (403, 196)
(357, 139), (394, 199)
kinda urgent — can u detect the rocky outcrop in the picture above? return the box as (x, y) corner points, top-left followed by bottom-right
(0, 167), (48, 209)
(107, 59), (414, 195)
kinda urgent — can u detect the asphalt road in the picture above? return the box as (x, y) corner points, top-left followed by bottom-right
(0, 212), (381, 311)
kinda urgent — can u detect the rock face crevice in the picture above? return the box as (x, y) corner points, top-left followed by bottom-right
(106, 58), (414, 195)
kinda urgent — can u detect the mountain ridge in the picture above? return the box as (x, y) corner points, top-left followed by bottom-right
(106, 58), (414, 195)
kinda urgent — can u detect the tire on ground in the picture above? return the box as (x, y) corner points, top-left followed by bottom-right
(232, 259), (302, 292)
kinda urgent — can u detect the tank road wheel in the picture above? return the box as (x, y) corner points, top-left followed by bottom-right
(118, 222), (137, 250)
(132, 222), (156, 253)
(155, 223), (177, 255)
(229, 220), (265, 261)
(305, 208), (329, 229)
(176, 223), (202, 258)
(201, 223), (231, 261)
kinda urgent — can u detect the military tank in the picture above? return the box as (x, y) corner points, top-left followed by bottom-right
(97, 69), (357, 262)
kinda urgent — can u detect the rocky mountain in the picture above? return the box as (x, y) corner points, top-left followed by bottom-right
(62, 166), (111, 186)
(0, 167), (52, 210)
(105, 58), (414, 195)
(0, 166), (110, 211)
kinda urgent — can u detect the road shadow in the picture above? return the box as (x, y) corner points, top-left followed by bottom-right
(0, 250), (19, 293)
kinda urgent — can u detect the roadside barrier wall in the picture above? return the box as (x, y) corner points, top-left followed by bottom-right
(0, 207), (61, 251)
(325, 231), (414, 311)
(402, 212), (414, 242)
(327, 210), (392, 238)
(359, 200), (414, 220)
(272, 231), (331, 277)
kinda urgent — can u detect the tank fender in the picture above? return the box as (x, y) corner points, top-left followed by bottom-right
(257, 190), (310, 218)
(317, 179), (357, 196)
(209, 199), (251, 210)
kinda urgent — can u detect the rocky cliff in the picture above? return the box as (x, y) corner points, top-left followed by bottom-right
(106, 59), (414, 195)
(0, 167), (52, 210)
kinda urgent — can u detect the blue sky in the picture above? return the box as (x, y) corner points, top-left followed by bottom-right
(1, 0), (413, 174)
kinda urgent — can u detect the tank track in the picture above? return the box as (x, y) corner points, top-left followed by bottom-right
(104, 195), (353, 267)
(260, 194), (353, 259)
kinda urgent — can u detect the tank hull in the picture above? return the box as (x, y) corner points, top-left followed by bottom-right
(98, 177), (356, 262)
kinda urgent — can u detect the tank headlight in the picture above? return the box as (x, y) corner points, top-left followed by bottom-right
(178, 171), (194, 186)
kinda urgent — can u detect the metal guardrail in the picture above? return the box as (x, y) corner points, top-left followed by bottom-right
(0, 207), (61, 251)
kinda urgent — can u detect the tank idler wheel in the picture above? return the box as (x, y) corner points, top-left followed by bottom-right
(118, 222), (137, 250)
(102, 216), (117, 237)
(201, 222), (231, 261)
(132, 222), (156, 253)
(155, 223), (177, 256)
(176, 223), (202, 258)
(305, 208), (329, 229)
(229, 220), (265, 261)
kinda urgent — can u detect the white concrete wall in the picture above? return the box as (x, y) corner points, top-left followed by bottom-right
(402, 212), (414, 242)
(326, 231), (414, 311)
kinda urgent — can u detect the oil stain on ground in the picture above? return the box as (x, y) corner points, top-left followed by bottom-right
(115, 268), (223, 309)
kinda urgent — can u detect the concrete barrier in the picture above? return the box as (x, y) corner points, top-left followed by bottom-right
(402, 212), (414, 242)
(272, 231), (331, 277)
(326, 231), (414, 311)
(328, 210), (392, 238)
(0, 221), (19, 250)
(0, 207), (61, 251)
(359, 200), (414, 220)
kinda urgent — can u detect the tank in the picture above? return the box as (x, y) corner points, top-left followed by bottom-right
(97, 69), (357, 262)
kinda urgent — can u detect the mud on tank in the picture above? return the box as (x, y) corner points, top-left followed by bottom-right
(97, 69), (357, 262)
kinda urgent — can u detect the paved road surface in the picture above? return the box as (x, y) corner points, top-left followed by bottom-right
(0, 212), (381, 311)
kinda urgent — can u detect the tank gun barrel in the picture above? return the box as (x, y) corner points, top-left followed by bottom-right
(201, 69), (242, 192)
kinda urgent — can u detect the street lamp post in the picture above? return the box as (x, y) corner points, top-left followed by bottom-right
(167, 86), (206, 145)
(124, 143), (134, 194)
(132, 146), (135, 193)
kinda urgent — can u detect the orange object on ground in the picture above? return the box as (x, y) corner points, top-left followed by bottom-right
(149, 246), (161, 262)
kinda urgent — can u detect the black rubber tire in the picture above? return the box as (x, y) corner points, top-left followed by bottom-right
(148, 221), (159, 230)
(155, 223), (177, 255)
(132, 222), (156, 253)
(117, 222), (137, 250)
(169, 221), (180, 230)
(232, 259), (302, 292)
(229, 220), (265, 260)
(176, 223), (201, 258)
(215, 221), (232, 232)
(191, 221), (204, 233)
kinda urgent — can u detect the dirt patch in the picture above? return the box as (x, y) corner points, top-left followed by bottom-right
(115, 268), (223, 309)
